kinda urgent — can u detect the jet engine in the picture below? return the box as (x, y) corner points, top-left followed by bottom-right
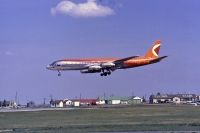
(80, 69), (101, 73)
(88, 65), (102, 70)
(101, 62), (115, 68)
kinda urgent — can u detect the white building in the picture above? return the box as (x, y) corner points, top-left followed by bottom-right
(96, 100), (105, 105)
(63, 99), (72, 106)
(172, 97), (181, 104)
(111, 100), (121, 105)
(73, 101), (80, 107)
(50, 100), (63, 108)
(132, 96), (143, 104)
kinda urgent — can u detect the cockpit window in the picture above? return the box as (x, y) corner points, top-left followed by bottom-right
(50, 61), (57, 66)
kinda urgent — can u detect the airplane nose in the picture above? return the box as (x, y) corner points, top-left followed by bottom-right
(46, 65), (52, 70)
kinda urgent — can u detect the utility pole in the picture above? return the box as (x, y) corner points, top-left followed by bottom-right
(15, 92), (17, 103)
(15, 91), (18, 106)
(80, 93), (82, 101)
(43, 98), (46, 105)
(132, 89), (134, 97)
(49, 95), (53, 103)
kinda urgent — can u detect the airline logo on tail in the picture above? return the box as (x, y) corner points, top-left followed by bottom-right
(145, 40), (161, 58)
(152, 41), (161, 57)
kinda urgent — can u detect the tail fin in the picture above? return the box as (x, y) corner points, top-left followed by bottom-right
(145, 40), (161, 58)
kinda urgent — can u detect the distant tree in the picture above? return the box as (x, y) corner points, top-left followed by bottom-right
(50, 99), (54, 105)
(142, 96), (146, 103)
(0, 101), (2, 107)
(149, 95), (154, 104)
(157, 92), (161, 96)
(27, 101), (35, 108)
(2, 100), (6, 107)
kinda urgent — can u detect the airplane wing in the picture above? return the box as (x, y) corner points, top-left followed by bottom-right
(113, 56), (139, 68)
(81, 56), (139, 74)
(101, 56), (139, 70)
(113, 56), (139, 64)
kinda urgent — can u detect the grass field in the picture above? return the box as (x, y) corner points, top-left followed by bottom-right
(1, 105), (200, 132)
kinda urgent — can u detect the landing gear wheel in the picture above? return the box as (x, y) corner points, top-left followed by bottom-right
(103, 73), (107, 76)
(100, 69), (112, 76)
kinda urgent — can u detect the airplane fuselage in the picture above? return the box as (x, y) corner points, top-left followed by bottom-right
(47, 57), (160, 71)
(47, 40), (167, 76)
(47, 58), (118, 71)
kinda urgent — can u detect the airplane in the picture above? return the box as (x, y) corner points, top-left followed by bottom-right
(46, 40), (167, 76)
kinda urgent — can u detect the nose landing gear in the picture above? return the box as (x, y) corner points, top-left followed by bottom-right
(58, 71), (61, 76)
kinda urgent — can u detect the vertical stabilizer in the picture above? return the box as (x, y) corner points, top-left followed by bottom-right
(145, 40), (161, 58)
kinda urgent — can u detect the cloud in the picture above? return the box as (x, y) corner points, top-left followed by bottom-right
(0, 51), (14, 56)
(51, 0), (115, 17)
(4, 51), (14, 56)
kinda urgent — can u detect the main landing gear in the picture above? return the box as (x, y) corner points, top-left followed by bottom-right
(100, 69), (111, 76)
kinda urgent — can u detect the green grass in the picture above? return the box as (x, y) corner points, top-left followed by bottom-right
(1, 105), (200, 132)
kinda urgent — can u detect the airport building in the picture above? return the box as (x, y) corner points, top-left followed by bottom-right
(149, 93), (197, 104)
(0, 100), (17, 108)
(50, 99), (72, 108)
(49, 96), (143, 108)
(97, 96), (143, 105)
(71, 98), (98, 107)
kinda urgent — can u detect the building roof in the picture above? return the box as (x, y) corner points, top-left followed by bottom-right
(98, 96), (141, 101)
(133, 96), (142, 100)
(50, 100), (64, 105)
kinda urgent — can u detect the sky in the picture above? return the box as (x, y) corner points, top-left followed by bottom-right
(0, 0), (200, 104)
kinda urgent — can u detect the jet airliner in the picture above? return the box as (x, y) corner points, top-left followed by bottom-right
(47, 40), (167, 76)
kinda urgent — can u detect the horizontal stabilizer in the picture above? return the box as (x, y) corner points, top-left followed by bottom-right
(150, 56), (168, 63)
